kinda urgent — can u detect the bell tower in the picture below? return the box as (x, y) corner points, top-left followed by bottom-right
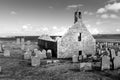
(74, 8), (82, 24)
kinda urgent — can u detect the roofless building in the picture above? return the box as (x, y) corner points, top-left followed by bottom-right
(57, 9), (96, 58)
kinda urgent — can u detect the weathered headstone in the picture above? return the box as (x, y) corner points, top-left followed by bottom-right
(78, 55), (83, 61)
(16, 38), (20, 44)
(111, 49), (116, 59)
(72, 55), (78, 63)
(4, 49), (10, 57)
(46, 50), (52, 59)
(80, 62), (92, 71)
(42, 49), (47, 59)
(117, 51), (120, 56)
(21, 44), (25, 50)
(0, 44), (2, 52)
(24, 51), (31, 59)
(47, 60), (52, 64)
(21, 38), (25, 44)
(31, 56), (40, 67)
(53, 60), (60, 63)
(26, 40), (31, 45)
(114, 56), (120, 69)
(0, 66), (1, 73)
(36, 50), (43, 59)
(101, 55), (111, 70)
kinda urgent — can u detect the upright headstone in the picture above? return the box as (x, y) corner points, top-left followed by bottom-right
(114, 56), (120, 69)
(106, 48), (110, 56)
(0, 66), (1, 73)
(111, 49), (116, 59)
(101, 55), (111, 70)
(26, 40), (31, 45)
(21, 38), (25, 44)
(16, 38), (20, 44)
(42, 49), (47, 59)
(79, 55), (83, 61)
(4, 49), (10, 57)
(31, 56), (40, 67)
(0, 44), (2, 52)
(24, 51), (32, 59)
(21, 44), (25, 50)
(36, 50), (43, 59)
(117, 51), (120, 56)
(72, 55), (78, 63)
(46, 49), (52, 59)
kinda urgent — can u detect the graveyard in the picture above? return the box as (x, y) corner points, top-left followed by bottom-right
(0, 39), (120, 80)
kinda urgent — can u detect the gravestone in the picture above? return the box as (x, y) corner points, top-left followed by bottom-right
(31, 56), (40, 67)
(53, 60), (60, 63)
(47, 60), (52, 64)
(111, 49), (116, 59)
(46, 49), (52, 59)
(42, 49), (47, 59)
(72, 55), (78, 63)
(26, 40), (31, 45)
(114, 56), (120, 69)
(0, 66), (1, 73)
(101, 55), (111, 70)
(80, 62), (92, 71)
(16, 38), (20, 44)
(36, 50), (43, 59)
(78, 55), (83, 61)
(21, 38), (25, 44)
(21, 44), (25, 50)
(4, 49), (10, 57)
(117, 51), (120, 56)
(24, 51), (32, 59)
(0, 44), (2, 52)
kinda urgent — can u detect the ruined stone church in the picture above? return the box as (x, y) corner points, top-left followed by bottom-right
(57, 9), (96, 58)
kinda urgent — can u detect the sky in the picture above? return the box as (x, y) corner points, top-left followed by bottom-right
(0, 0), (120, 36)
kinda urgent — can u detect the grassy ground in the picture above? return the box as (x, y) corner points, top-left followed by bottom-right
(0, 56), (120, 80)
(0, 42), (120, 80)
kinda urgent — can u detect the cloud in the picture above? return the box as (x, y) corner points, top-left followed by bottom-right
(88, 28), (100, 34)
(107, 0), (117, 3)
(97, 8), (107, 13)
(110, 14), (118, 18)
(96, 21), (102, 25)
(105, 2), (120, 12)
(10, 11), (17, 15)
(51, 26), (68, 35)
(52, 26), (57, 30)
(116, 29), (120, 32)
(42, 27), (49, 31)
(22, 24), (32, 31)
(86, 24), (91, 28)
(97, 2), (120, 13)
(100, 13), (118, 19)
(66, 4), (83, 9)
(84, 11), (94, 15)
(101, 14), (109, 19)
